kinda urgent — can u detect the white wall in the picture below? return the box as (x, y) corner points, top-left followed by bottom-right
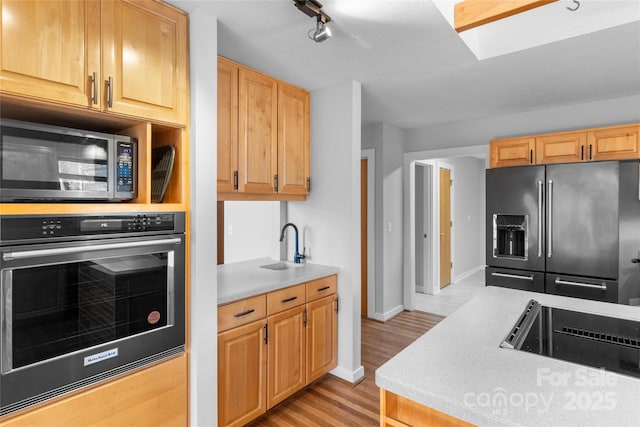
(406, 94), (640, 152)
(187, 7), (218, 426)
(288, 80), (364, 383)
(223, 201), (280, 263)
(362, 123), (406, 319)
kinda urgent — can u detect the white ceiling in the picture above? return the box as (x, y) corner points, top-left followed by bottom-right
(172, 0), (640, 131)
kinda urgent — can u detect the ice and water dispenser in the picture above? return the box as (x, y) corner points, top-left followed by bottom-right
(493, 214), (528, 260)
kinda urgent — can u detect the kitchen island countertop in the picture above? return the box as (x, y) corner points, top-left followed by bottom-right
(376, 285), (640, 427)
(217, 257), (339, 305)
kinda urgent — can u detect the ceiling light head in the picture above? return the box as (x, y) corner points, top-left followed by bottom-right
(309, 15), (332, 43)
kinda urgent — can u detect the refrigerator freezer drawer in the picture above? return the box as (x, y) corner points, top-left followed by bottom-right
(486, 267), (544, 293)
(545, 274), (618, 303)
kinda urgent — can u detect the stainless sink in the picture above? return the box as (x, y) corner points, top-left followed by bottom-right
(260, 262), (300, 271)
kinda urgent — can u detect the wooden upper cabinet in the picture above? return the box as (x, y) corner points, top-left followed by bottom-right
(536, 131), (586, 164)
(217, 56), (311, 200)
(0, 0), (100, 108)
(278, 83), (310, 195)
(238, 67), (278, 194)
(0, 0), (188, 125)
(490, 123), (640, 168)
(101, 0), (188, 125)
(587, 124), (640, 161)
(489, 137), (535, 168)
(217, 57), (239, 193)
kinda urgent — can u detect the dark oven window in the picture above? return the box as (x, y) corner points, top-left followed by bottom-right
(10, 253), (168, 369)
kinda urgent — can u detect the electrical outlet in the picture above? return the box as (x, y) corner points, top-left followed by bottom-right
(228, 224), (233, 236)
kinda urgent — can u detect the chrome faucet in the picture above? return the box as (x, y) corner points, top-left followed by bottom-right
(279, 222), (305, 263)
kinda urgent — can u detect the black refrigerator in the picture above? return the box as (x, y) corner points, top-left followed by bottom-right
(485, 160), (640, 304)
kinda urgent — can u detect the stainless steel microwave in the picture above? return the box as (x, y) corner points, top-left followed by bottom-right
(0, 119), (136, 201)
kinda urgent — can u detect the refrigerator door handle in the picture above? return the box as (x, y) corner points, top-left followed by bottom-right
(554, 278), (607, 291)
(537, 180), (543, 257)
(491, 272), (534, 281)
(547, 180), (553, 258)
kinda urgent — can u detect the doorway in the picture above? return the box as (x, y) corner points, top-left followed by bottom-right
(361, 149), (375, 319)
(361, 158), (368, 318)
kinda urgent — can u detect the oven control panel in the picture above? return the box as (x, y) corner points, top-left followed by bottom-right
(0, 213), (184, 243)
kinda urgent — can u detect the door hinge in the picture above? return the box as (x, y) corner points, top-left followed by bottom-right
(450, 179), (453, 186)
(450, 262), (453, 269)
(274, 174), (279, 192)
(450, 220), (453, 228)
(263, 323), (268, 344)
(306, 177), (311, 193)
(303, 308), (307, 327)
(233, 170), (238, 191)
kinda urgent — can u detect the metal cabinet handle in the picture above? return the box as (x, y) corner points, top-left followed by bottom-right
(234, 309), (255, 318)
(537, 180), (543, 257)
(547, 180), (553, 258)
(318, 286), (330, 291)
(554, 279), (607, 291)
(491, 272), (534, 281)
(281, 296), (298, 303)
(3, 237), (181, 261)
(91, 72), (98, 105)
(107, 76), (113, 108)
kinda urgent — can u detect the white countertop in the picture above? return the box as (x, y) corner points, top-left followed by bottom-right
(217, 257), (339, 305)
(376, 286), (640, 427)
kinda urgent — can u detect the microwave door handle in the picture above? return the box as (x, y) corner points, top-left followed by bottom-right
(2, 237), (182, 261)
(547, 179), (553, 258)
(537, 179), (543, 257)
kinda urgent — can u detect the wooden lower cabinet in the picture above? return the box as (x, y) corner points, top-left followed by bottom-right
(306, 294), (338, 384)
(218, 319), (268, 427)
(380, 389), (475, 427)
(1, 355), (188, 427)
(267, 305), (306, 408)
(217, 274), (338, 427)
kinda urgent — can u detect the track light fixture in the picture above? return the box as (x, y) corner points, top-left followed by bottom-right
(293, 0), (332, 43)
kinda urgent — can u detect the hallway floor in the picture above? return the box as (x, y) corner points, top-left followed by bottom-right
(414, 268), (485, 316)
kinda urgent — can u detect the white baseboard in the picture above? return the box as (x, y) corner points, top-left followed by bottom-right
(330, 364), (365, 384)
(367, 304), (405, 322)
(453, 265), (484, 283)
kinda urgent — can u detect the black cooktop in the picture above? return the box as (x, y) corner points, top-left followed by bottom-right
(501, 300), (640, 379)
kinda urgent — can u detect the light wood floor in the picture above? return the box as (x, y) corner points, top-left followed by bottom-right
(247, 310), (445, 426)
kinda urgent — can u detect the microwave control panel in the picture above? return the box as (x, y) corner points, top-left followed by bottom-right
(115, 141), (136, 197)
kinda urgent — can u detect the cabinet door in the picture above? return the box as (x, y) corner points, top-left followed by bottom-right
(587, 124), (640, 161)
(278, 83), (310, 195)
(217, 58), (239, 193)
(0, 0), (100, 108)
(267, 305), (305, 409)
(101, 0), (188, 124)
(238, 67), (278, 194)
(489, 137), (535, 168)
(535, 132), (586, 164)
(218, 320), (267, 427)
(306, 295), (338, 384)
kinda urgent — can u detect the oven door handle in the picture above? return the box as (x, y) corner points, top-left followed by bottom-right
(2, 237), (182, 261)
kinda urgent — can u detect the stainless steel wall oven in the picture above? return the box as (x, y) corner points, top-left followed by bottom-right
(0, 212), (185, 415)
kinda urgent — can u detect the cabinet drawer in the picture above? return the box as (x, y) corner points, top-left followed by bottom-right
(218, 294), (267, 332)
(306, 275), (337, 302)
(267, 284), (305, 315)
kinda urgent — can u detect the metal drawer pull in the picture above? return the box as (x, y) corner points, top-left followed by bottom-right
(555, 279), (607, 291)
(3, 237), (182, 261)
(318, 286), (331, 291)
(281, 296), (298, 303)
(491, 272), (534, 281)
(234, 309), (255, 318)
